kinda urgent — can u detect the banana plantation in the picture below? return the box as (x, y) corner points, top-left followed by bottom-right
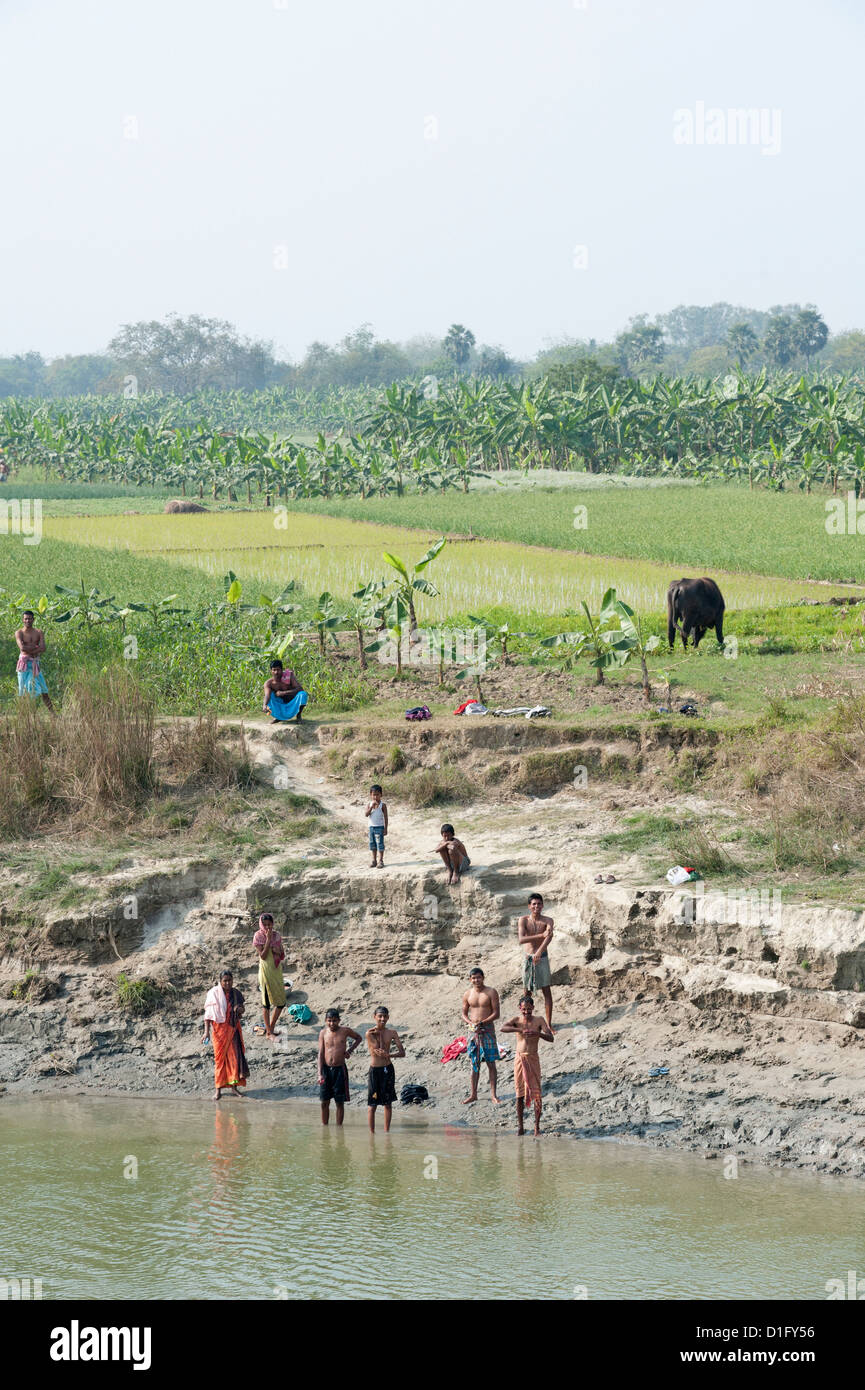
(2, 370), (865, 499)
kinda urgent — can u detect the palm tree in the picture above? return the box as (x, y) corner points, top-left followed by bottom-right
(726, 323), (759, 369)
(443, 324), (476, 372)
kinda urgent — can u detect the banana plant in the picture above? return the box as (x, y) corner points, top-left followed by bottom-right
(53, 581), (116, 629)
(212, 571), (245, 622)
(601, 592), (661, 702)
(251, 584), (299, 636)
(365, 592), (411, 675)
(579, 591), (624, 686)
(301, 591), (346, 657)
(350, 579), (389, 670)
(466, 615), (530, 666)
(127, 594), (187, 628)
(538, 629), (588, 670)
(382, 537), (446, 631)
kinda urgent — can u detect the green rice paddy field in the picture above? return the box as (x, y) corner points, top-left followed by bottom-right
(4, 478), (865, 730)
(280, 485), (865, 587)
(36, 487), (865, 622)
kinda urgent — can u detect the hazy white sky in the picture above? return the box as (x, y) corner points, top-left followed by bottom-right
(1, 0), (861, 360)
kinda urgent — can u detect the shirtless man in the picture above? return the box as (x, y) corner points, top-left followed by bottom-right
(461, 967), (501, 1105)
(365, 1006), (405, 1133)
(15, 610), (54, 711)
(434, 824), (471, 885)
(262, 659), (306, 723)
(518, 892), (554, 1032)
(317, 1008), (362, 1126)
(501, 994), (554, 1136)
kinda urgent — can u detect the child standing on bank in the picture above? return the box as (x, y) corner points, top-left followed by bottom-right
(365, 783), (388, 868)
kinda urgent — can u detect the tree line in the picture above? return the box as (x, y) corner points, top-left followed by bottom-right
(3, 303), (865, 400)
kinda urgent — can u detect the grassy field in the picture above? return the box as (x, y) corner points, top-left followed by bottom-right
(40, 509), (865, 618)
(278, 485), (865, 586)
(2, 534), (235, 609)
(3, 478), (865, 734)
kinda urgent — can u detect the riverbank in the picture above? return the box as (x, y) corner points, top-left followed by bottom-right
(3, 717), (865, 1180)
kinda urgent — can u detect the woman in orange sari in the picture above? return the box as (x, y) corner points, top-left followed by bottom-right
(203, 970), (250, 1100)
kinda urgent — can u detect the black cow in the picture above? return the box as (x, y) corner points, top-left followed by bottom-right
(667, 577), (725, 650)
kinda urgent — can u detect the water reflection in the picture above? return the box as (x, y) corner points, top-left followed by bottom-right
(4, 1097), (865, 1300)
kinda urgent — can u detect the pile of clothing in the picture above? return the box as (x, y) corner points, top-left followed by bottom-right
(490, 705), (552, 719)
(453, 701), (552, 720)
(440, 1037), (468, 1063)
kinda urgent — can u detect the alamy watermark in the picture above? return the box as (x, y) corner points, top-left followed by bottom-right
(673, 102), (781, 157)
(678, 881), (782, 929)
(0, 499), (42, 544)
(825, 492), (865, 534)
(375, 626), (487, 672)
(0, 1277), (43, 1299)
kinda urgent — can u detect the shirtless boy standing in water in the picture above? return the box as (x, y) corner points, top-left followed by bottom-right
(501, 994), (554, 1136)
(365, 1006), (405, 1133)
(318, 1008), (362, 1126)
(460, 967), (501, 1105)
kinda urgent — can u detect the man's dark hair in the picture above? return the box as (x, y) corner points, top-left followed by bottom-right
(374, 1005), (389, 1015)
(220, 969), (234, 980)
(519, 992), (534, 1007)
(528, 892), (544, 905)
(22, 609), (34, 618)
(370, 783), (382, 794)
(325, 1008), (341, 1020)
(469, 967), (484, 978)
(441, 823), (454, 836)
(270, 659), (283, 670)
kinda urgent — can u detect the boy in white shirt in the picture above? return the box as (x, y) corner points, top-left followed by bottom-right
(365, 783), (388, 868)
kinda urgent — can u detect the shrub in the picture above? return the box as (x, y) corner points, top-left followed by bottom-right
(387, 763), (472, 808)
(157, 714), (253, 790)
(116, 972), (161, 1015)
(387, 744), (406, 772)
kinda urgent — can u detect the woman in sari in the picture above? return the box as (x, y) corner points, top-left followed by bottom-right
(252, 913), (287, 1037)
(203, 969), (250, 1100)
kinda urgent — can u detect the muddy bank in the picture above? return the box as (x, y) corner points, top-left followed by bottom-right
(3, 723), (865, 1180)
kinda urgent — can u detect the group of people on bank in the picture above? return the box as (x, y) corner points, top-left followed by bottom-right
(14, 625), (561, 1136)
(203, 893), (559, 1136)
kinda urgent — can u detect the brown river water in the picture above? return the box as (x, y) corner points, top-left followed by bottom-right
(2, 1096), (864, 1300)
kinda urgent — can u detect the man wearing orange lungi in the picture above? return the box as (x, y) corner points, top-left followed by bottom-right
(203, 969), (250, 1100)
(501, 993), (553, 1136)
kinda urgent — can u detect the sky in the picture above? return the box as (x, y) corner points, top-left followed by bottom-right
(1, 0), (862, 361)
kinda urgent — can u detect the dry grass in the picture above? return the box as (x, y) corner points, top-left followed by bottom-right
(59, 671), (156, 813)
(156, 714), (253, 791)
(744, 693), (865, 871)
(0, 672), (155, 836)
(0, 679), (255, 839)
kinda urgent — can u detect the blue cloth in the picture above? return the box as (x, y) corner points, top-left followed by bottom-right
(17, 661), (48, 697)
(267, 689), (308, 721)
(467, 1025), (498, 1074)
(369, 826), (385, 852)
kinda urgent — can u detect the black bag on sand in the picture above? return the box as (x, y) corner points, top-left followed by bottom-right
(400, 1084), (429, 1105)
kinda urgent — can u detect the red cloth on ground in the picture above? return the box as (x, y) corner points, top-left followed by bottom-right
(440, 1036), (468, 1063)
